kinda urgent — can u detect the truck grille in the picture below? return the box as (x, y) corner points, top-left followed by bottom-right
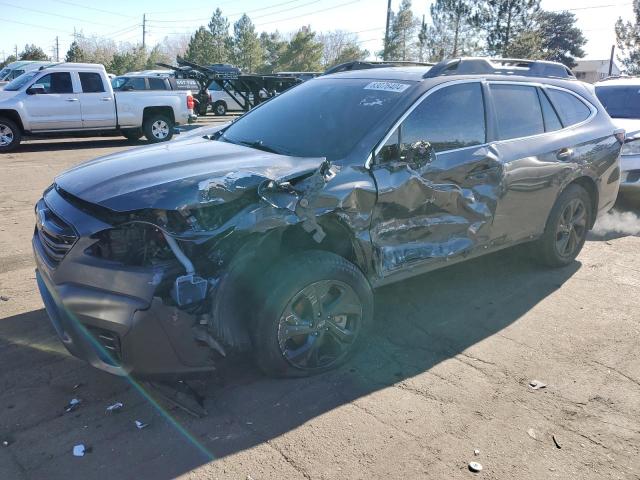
(35, 203), (77, 267)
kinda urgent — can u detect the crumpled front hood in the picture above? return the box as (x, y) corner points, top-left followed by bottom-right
(55, 136), (325, 212)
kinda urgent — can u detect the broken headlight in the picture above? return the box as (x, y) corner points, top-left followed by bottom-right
(86, 224), (174, 266)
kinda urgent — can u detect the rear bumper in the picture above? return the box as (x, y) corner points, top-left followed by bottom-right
(33, 188), (217, 378)
(619, 154), (640, 193)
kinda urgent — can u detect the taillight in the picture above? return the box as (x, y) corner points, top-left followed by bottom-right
(187, 95), (194, 110)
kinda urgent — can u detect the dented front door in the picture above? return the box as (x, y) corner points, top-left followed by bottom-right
(369, 81), (503, 279)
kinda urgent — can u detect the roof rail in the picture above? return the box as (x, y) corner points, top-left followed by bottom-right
(324, 60), (434, 76)
(424, 57), (575, 79)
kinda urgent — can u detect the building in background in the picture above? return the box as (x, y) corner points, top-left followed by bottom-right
(573, 59), (621, 83)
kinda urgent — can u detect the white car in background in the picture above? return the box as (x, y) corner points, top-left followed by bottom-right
(595, 77), (640, 199)
(0, 61), (54, 88)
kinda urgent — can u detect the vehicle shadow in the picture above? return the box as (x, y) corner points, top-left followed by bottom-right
(0, 247), (580, 479)
(18, 138), (145, 153)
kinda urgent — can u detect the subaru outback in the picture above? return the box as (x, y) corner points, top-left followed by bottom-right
(33, 58), (622, 379)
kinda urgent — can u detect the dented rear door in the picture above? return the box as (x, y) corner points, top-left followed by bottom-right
(370, 81), (502, 280)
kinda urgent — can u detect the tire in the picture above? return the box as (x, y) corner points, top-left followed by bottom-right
(253, 250), (373, 378)
(122, 128), (143, 141)
(534, 184), (592, 267)
(0, 117), (21, 153)
(213, 102), (227, 116)
(143, 114), (174, 143)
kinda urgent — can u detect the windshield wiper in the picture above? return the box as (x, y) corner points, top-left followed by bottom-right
(221, 135), (285, 155)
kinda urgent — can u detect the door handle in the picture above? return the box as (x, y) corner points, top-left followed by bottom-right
(65, 98), (79, 102)
(101, 97), (112, 101)
(557, 148), (573, 161)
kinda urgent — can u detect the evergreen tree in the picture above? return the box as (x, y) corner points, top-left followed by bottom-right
(616, 0), (640, 74)
(109, 46), (147, 75)
(65, 41), (86, 63)
(232, 14), (263, 72)
(184, 27), (216, 65)
(427, 0), (479, 61)
(145, 45), (170, 69)
(537, 11), (586, 68)
(0, 55), (18, 69)
(382, 0), (420, 61)
(208, 8), (232, 63)
(477, 0), (541, 56)
(19, 44), (49, 61)
(279, 27), (323, 72)
(258, 31), (286, 73)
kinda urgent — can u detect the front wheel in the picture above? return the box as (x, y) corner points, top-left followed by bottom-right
(213, 102), (227, 116)
(534, 184), (592, 267)
(143, 114), (174, 143)
(0, 117), (21, 153)
(253, 251), (373, 377)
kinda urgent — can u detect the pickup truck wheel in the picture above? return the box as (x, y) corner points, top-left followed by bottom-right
(0, 118), (21, 153)
(253, 251), (373, 378)
(122, 128), (143, 141)
(143, 115), (174, 143)
(534, 184), (591, 267)
(213, 102), (227, 116)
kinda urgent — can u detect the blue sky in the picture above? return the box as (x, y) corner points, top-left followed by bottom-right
(0, 0), (635, 63)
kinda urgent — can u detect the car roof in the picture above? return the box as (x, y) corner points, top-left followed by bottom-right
(594, 77), (640, 86)
(40, 62), (107, 72)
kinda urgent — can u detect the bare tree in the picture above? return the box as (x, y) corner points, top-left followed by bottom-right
(318, 30), (369, 69)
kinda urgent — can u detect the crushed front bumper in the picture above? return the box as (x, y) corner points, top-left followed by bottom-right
(32, 187), (217, 378)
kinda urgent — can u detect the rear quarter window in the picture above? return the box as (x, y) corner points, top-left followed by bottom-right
(490, 84), (544, 140)
(546, 89), (591, 126)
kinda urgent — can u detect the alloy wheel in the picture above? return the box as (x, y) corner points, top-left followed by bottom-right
(0, 123), (14, 147)
(555, 198), (587, 258)
(277, 280), (363, 371)
(151, 120), (169, 139)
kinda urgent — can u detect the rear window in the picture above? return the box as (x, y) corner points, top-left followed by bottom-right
(491, 84), (544, 140)
(595, 85), (640, 119)
(546, 89), (591, 126)
(79, 72), (105, 93)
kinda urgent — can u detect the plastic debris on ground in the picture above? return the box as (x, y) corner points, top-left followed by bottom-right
(527, 428), (537, 440)
(65, 398), (81, 413)
(529, 380), (547, 390)
(2, 440), (10, 447)
(0, 296), (9, 301)
(468, 461), (483, 473)
(73, 444), (91, 457)
(134, 420), (149, 430)
(553, 435), (562, 449)
(106, 402), (124, 414)
(474, 449), (480, 456)
(72, 383), (83, 391)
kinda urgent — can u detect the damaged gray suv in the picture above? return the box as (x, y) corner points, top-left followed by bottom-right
(34, 58), (622, 379)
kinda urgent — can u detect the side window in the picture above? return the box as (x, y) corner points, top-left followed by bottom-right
(148, 77), (167, 90)
(125, 77), (146, 90)
(79, 72), (105, 93)
(491, 84), (544, 140)
(538, 88), (562, 132)
(35, 72), (73, 94)
(546, 89), (591, 127)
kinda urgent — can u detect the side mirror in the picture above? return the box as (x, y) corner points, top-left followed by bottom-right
(27, 84), (46, 95)
(404, 141), (436, 168)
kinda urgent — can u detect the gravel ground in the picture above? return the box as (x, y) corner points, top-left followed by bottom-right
(1, 119), (639, 479)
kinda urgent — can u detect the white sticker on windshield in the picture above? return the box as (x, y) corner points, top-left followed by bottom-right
(364, 81), (410, 93)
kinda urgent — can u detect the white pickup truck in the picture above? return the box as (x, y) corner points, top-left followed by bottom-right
(0, 63), (196, 152)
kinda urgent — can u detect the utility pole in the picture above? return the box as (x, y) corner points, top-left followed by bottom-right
(383, 0), (392, 61)
(142, 14), (146, 49)
(608, 45), (615, 76)
(15, 44), (18, 58)
(55, 36), (60, 62)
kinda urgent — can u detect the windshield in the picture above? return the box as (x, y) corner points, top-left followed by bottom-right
(220, 78), (415, 160)
(3, 71), (39, 91)
(595, 85), (640, 119)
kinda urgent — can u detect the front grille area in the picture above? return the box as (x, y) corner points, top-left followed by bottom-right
(35, 202), (78, 267)
(86, 326), (122, 365)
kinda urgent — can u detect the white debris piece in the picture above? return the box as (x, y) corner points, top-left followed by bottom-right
(469, 461), (483, 472)
(73, 444), (86, 457)
(529, 380), (547, 390)
(106, 402), (124, 413)
(65, 398), (81, 413)
(134, 420), (148, 430)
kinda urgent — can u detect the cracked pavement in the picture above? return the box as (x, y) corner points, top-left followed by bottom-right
(1, 120), (639, 479)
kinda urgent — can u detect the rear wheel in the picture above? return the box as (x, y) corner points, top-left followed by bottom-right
(213, 102), (227, 116)
(253, 251), (373, 377)
(534, 184), (592, 267)
(0, 117), (21, 153)
(143, 114), (174, 143)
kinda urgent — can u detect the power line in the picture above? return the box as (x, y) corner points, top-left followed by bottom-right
(0, 1), (118, 27)
(255, 0), (361, 27)
(550, 2), (632, 11)
(50, 0), (138, 19)
(0, 17), (74, 34)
